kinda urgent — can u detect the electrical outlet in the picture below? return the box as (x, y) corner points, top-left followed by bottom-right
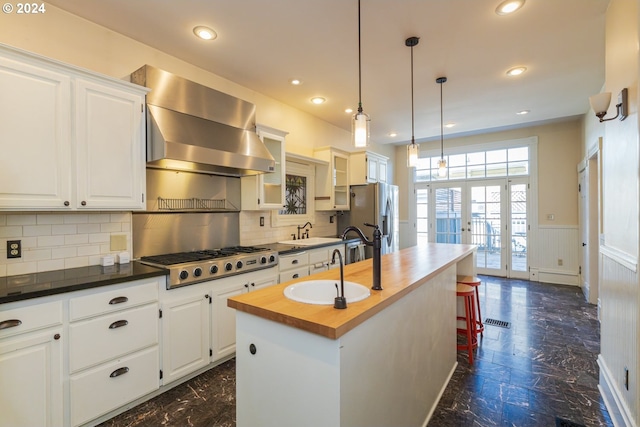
(557, 259), (563, 266)
(7, 240), (21, 258)
(260, 216), (264, 227)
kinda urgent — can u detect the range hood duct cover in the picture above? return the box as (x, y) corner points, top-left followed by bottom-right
(131, 65), (275, 176)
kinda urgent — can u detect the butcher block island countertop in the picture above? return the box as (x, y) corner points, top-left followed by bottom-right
(228, 243), (477, 427)
(228, 243), (477, 339)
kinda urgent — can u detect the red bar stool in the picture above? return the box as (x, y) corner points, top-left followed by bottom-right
(457, 275), (484, 338)
(456, 283), (478, 364)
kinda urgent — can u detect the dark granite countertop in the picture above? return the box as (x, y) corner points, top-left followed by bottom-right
(0, 261), (168, 305)
(267, 237), (360, 255)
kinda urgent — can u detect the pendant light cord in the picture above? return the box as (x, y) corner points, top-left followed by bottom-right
(440, 80), (443, 158)
(410, 44), (415, 144)
(357, 0), (363, 113)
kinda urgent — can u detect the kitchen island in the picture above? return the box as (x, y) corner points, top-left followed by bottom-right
(228, 243), (476, 427)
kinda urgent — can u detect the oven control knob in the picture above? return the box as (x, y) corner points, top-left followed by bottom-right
(260, 256), (267, 264)
(269, 255), (276, 263)
(193, 267), (202, 277)
(236, 260), (244, 269)
(210, 265), (219, 274)
(179, 270), (189, 280)
(225, 262), (233, 271)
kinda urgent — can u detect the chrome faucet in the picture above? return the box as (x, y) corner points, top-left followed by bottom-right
(297, 222), (313, 240)
(340, 223), (383, 290)
(331, 248), (347, 309)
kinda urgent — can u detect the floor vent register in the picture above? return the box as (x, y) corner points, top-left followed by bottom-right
(484, 318), (510, 328)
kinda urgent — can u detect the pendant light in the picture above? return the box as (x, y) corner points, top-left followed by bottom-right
(352, 0), (370, 148)
(436, 76), (448, 177)
(406, 36), (419, 167)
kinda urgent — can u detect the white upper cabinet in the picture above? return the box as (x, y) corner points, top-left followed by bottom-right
(314, 147), (350, 211)
(241, 125), (287, 210)
(349, 151), (389, 185)
(0, 44), (148, 211)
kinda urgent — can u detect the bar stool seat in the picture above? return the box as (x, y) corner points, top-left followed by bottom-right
(457, 275), (484, 337)
(456, 283), (478, 364)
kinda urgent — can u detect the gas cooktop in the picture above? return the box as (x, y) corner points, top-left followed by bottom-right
(140, 246), (278, 289)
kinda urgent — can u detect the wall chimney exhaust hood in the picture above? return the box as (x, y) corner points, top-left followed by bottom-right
(131, 65), (275, 176)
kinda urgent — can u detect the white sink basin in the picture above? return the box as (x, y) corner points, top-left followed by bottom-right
(278, 237), (343, 246)
(283, 280), (370, 305)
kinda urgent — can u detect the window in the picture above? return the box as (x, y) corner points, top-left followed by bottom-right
(415, 146), (529, 182)
(271, 160), (315, 226)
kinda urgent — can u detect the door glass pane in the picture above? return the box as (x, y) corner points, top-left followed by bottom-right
(508, 161), (528, 176)
(435, 187), (462, 244)
(416, 188), (429, 245)
(511, 183), (527, 271)
(471, 185), (501, 270)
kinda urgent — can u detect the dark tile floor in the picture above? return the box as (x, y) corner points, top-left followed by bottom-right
(99, 276), (612, 427)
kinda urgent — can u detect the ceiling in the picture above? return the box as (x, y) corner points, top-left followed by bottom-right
(47, 0), (609, 145)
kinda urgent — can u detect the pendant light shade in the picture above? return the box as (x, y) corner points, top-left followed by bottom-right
(352, 0), (370, 148)
(406, 36), (419, 168)
(436, 76), (447, 177)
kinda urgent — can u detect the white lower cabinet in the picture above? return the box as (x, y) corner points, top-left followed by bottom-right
(211, 270), (278, 361)
(69, 347), (159, 427)
(160, 267), (278, 384)
(67, 277), (161, 426)
(160, 284), (210, 385)
(0, 327), (63, 427)
(278, 244), (345, 283)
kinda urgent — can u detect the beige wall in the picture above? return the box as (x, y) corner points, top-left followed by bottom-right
(583, 0), (639, 425)
(395, 118), (583, 226)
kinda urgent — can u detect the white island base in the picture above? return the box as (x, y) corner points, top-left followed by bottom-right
(235, 262), (460, 427)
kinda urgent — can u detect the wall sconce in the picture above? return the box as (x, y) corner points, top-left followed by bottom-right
(589, 88), (628, 122)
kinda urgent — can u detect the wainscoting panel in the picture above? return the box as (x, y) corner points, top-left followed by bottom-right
(599, 246), (638, 427)
(537, 225), (579, 285)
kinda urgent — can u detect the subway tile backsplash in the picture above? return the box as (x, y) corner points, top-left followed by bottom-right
(0, 212), (132, 277)
(239, 211), (338, 247)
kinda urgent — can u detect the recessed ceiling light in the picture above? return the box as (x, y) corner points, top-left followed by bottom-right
(345, 108), (353, 114)
(310, 97), (326, 105)
(388, 132), (397, 137)
(495, 0), (525, 15)
(516, 110), (530, 115)
(506, 66), (527, 76)
(193, 26), (217, 40)
(290, 79), (302, 86)
(445, 123), (456, 128)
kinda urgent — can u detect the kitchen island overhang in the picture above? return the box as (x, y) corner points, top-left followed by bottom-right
(228, 243), (476, 427)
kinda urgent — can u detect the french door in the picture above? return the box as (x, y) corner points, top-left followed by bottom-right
(416, 178), (529, 277)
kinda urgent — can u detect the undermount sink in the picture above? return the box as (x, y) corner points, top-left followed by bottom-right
(278, 237), (343, 246)
(283, 280), (370, 305)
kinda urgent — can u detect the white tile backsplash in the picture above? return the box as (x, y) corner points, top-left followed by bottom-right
(0, 212), (133, 277)
(239, 211), (338, 246)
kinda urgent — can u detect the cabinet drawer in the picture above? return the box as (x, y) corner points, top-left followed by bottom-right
(69, 278), (159, 321)
(309, 261), (329, 275)
(69, 303), (158, 373)
(0, 301), (62, 339)
(308, 248), (329, 264)
(278, 252), (309, 272)
(69, 346), (159, 427)
(279, 266), (309, 283)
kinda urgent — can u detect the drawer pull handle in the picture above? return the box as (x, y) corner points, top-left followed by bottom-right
(0, 319), (22, 330)
(109, 296), (128, 305)
(109, 367), (129, 378)
(292, 260), (299, 264)
(292, 274), (299, 279)
(109, 320), (129, 329)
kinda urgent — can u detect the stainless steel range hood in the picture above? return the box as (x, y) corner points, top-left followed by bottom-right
(131, 65), (275, 176)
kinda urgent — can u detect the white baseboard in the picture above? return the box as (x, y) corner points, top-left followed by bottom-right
(598, 355), (637, 427)
(537, 269), (579, 286)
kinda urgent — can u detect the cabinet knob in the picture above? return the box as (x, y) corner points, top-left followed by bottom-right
(81, 201), (87, 206)
(54, 333), (61, 340)
(64, 201), (70, 206)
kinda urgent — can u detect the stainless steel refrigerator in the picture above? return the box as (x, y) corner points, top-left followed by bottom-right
(338, 182), (399, 261)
